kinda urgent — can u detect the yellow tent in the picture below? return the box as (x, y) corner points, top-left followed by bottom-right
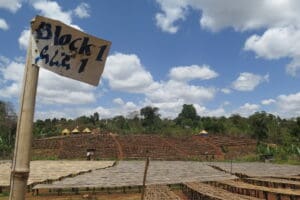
(71, 128), (80, 134)
(61, 128), (70, 136)
(82, 127), (91, 134)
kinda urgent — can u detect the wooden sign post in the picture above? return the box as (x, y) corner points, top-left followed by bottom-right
(9, 35), (39, 200)
(141, 157), (150, 200)
(9, 16), (111, 200)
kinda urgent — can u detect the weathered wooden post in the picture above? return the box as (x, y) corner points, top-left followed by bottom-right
(141, 157), (150, 200)
(9, 33), (39, 200)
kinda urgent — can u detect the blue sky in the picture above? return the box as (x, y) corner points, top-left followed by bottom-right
(1, 0), (300, 119)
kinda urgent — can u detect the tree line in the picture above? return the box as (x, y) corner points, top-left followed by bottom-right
(31, 104), (299, 145)
(1, 101), (299, 161)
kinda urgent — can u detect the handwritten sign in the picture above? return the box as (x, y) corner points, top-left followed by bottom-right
(31, 15), (111, 86)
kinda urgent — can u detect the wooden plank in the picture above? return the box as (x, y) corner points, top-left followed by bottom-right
(269, 176), (300, 182)
(216, 180), (300, 197)
(144, 185), (181, 200)
(246, 177), (300, 189)
(183, 182), (261, 200)
(211, 163), (300, 177)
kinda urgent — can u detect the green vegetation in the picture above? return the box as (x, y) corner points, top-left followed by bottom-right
(1, 100), (299, 163)
(0, 101), (17, 159)
(256, 143), (300, 164)
(31, 155), (59, 160)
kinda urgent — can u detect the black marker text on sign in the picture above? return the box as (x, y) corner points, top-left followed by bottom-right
(31, 15), (111, 86)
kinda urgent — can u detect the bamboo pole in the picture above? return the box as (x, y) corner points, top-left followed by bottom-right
(9, 32), (39, 200)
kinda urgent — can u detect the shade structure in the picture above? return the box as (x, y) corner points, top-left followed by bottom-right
(199, 130), (208, 135)
(82, 127), (91, 134)
(71, 128), (80, 134)
(61, 128), (70, 135)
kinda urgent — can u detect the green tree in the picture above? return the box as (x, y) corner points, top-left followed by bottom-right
(0, 101), (17, 155)
(140, 106), (161, 133)
(76, 115), (92, 125)
(201, 117), (225, 134)
(290, 117), (300, 138)
(111, 115), (129, 133)
(249, 112), (269, 141)
(89, 112), (100, 125)
(176, 104), (200, 129)
(33, 119), (46, 137)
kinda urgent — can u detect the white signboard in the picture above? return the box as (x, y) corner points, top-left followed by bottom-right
(31, 15), (111, 86)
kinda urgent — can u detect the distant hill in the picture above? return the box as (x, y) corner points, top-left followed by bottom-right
(32, 133), (256, 161)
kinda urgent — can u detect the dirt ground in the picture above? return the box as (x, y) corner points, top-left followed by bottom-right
(0, 193), (141, 200)
(0, 189), (188, 200)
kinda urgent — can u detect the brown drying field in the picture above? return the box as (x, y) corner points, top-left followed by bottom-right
(0, 193), (141, 200)
(1, 160), (300, 200)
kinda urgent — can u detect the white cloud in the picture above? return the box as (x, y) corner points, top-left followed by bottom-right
(93, 106), (112, 119)
(143, 80), (216, 118)
(113, 98), (124, 105)
(1, 48), (219, 119)
(155, 0), (300, 33)
(0, 58), (96, 105)
(18, 29), (30, 50)
(74, 2), (90, 18)
(35, 106), (107, 120)
(124, 101), (138, 110)
(0, 18), (9, 30)
(221, 88), (231, 94)
(103, 53), (155, 93)
(235, 103), (260, 117)
(155, 1), (300, 76)
(100, 52), (218, 118)
(0, 83), (19, 98)
(222, 101), (230, 106)
(148, 99), (185, 118)
(150, 101), (226, 119)
(0, 56), (10, 65)
(36, 100), (139, 120)
(276, 92), (300, 117)
(0, 0), (22, 13)
(244, 26), (300, 76)
(32, 0), (72, 25)
(169, 64), (218, 82)
(198, 1), (300, 32)
(103, 53), (218, 118)
(76, 102), (139, 119)
(35, 110), (69, 120)
(37, 69), (96, 105)
(18, 1), (85, 50)
(0, 60), (24, 98)
(202, 107), (226, 117)
(148, 80), (215, 103)
(232, 72), (269, 91)
(93, 101), (138, 119)
(261, 98), (276, 105)
(0, 61), (24, 82)
(155, 0), (188, 33)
